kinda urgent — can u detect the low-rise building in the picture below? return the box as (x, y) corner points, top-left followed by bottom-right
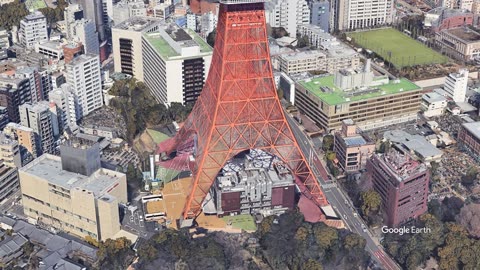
(367, 149), (429, 227)
(294, 65), (422, 132)
(425, 8), (475, 32)
(277, 42), (360, 75)
(298, 24), (336, 49)
(0, 133), (21, 168)
(19, 142), (127, 240)
(421, 91), (448, 117)
(458, 121), (480, 160)
(436, 27), (480, 61)
(334, 119), (375, 172)
(212, 163), (295, 217)
(383, 130), (443, 162)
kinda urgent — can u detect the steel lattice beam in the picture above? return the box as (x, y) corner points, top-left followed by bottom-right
(161, 2), (329, 221)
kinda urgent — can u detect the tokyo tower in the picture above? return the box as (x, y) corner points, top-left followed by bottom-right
(156, 0), (329, 227)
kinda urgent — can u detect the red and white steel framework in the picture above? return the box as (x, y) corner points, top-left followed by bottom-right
(157, 1), (329, 224)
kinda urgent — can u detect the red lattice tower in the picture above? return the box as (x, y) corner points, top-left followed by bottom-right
(157, 0), (329, 225)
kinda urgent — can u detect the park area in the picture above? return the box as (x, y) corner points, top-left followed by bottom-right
(348, 28), (449, 68)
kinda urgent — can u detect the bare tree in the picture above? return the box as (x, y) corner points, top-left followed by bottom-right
(456, 203), (480, 237)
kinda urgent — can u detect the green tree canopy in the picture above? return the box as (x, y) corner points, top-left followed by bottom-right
(0, 1), (29, 30)
(360, 190), (382, 217)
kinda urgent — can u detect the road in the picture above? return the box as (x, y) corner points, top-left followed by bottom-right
(286, 115), (401, 270)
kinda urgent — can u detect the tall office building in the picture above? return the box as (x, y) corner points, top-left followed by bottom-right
(69, 19), (100, 55)
(265, 0), (310, 36)
(112, 17), (161, 80)
(367, 149), (429, 227)
(19, 142), (127, 241)
(19, 102), (56, 155)
(64, 4), (85, 38)
(78, 0), (106, 41)
(18, 12), (48, 48)
(49, 84), (78, 132)
(65, 54), (103, 120)
(444, 68), (468, 103)
(331, 0), (394, 31)
(0, 78), (32, 123)
(102, 0), (114, 28)
(309, 0), (330, 32)
(142, 25), (213, 104)
(0, 28), (9, 60)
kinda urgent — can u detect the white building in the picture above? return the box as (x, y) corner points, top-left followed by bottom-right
(19, 101), (56, 155)
(332, 0), (394, 31)
(142, 25), (213, 105)
(186, 14), (198, 32)
(69, 19), (100, 55)
(152, 3), (175, 20)
(19, 12), (48, 48)
(49, 84), (78, 131)
(200, 12), (218, 37)
(277, 43), (360, 74)
(460, 0), (474, 10)
(34, 41), (64, 61)
(112, 17), (161, 81)
(0, 28), (9, 60)
(112, 0), (147, 26)
(65, 54), (103, 120)
(444, 68), (468, 103)
(421, 92), (448, 117)
(64, 4), (84, 37)
(298, 24), (336, 48)
(265, 0), (310, 36)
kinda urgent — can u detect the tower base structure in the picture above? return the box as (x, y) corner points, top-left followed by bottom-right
(156, 1), (329, 225)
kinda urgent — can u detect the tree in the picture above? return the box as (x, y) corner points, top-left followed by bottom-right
(270, 27), (289, 38)
(39, 0), (68, 24)
(85, 235), (99, 247)
(296, 35), (310, 48)
(277, 88), (284, 100)
(97, 237), (135, 270)
(378, 140), (391, 153)
(0, 1), (29, 30)
(360, 190), (381, 217)
(457, 203), (480, 237)
(322, 135), (334, 151)
(461, 167), (478, 187)
(302, 259), (323, 270)
(207, 28), (216, 47)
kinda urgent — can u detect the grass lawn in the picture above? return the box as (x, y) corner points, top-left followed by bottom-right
(348, 28), (448, 68)
(146, 129), (170, 144)
(25, 0), (47, 11)
(223, 215), (256, 231)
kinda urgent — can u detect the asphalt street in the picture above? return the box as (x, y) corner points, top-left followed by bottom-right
(286, 114), (400, 270)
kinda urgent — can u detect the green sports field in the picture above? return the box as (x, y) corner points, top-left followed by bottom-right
(348, 28), (448, 68)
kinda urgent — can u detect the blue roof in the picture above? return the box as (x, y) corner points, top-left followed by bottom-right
(344, 136), (367, 146)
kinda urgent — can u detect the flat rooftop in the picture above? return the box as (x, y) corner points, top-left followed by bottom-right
(20, 154), (123, 197)
(113, 17), (160, 32)
(462, 121), (480, 139)
(446, 27), (480, 42)
(143, 28), (212, 60)
(298, 75), (421, 105)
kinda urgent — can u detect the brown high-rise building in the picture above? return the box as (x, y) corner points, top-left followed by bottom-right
(63, 43), (84, 64)
(367, 149), (429, 227)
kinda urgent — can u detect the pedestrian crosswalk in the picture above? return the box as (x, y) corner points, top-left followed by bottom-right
(321, 183), (337, 189)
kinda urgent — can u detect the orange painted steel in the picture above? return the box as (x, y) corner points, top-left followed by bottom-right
(166, 2), (329, 220)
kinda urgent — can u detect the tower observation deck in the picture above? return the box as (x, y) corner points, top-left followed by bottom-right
(156, 0), (329, 227)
